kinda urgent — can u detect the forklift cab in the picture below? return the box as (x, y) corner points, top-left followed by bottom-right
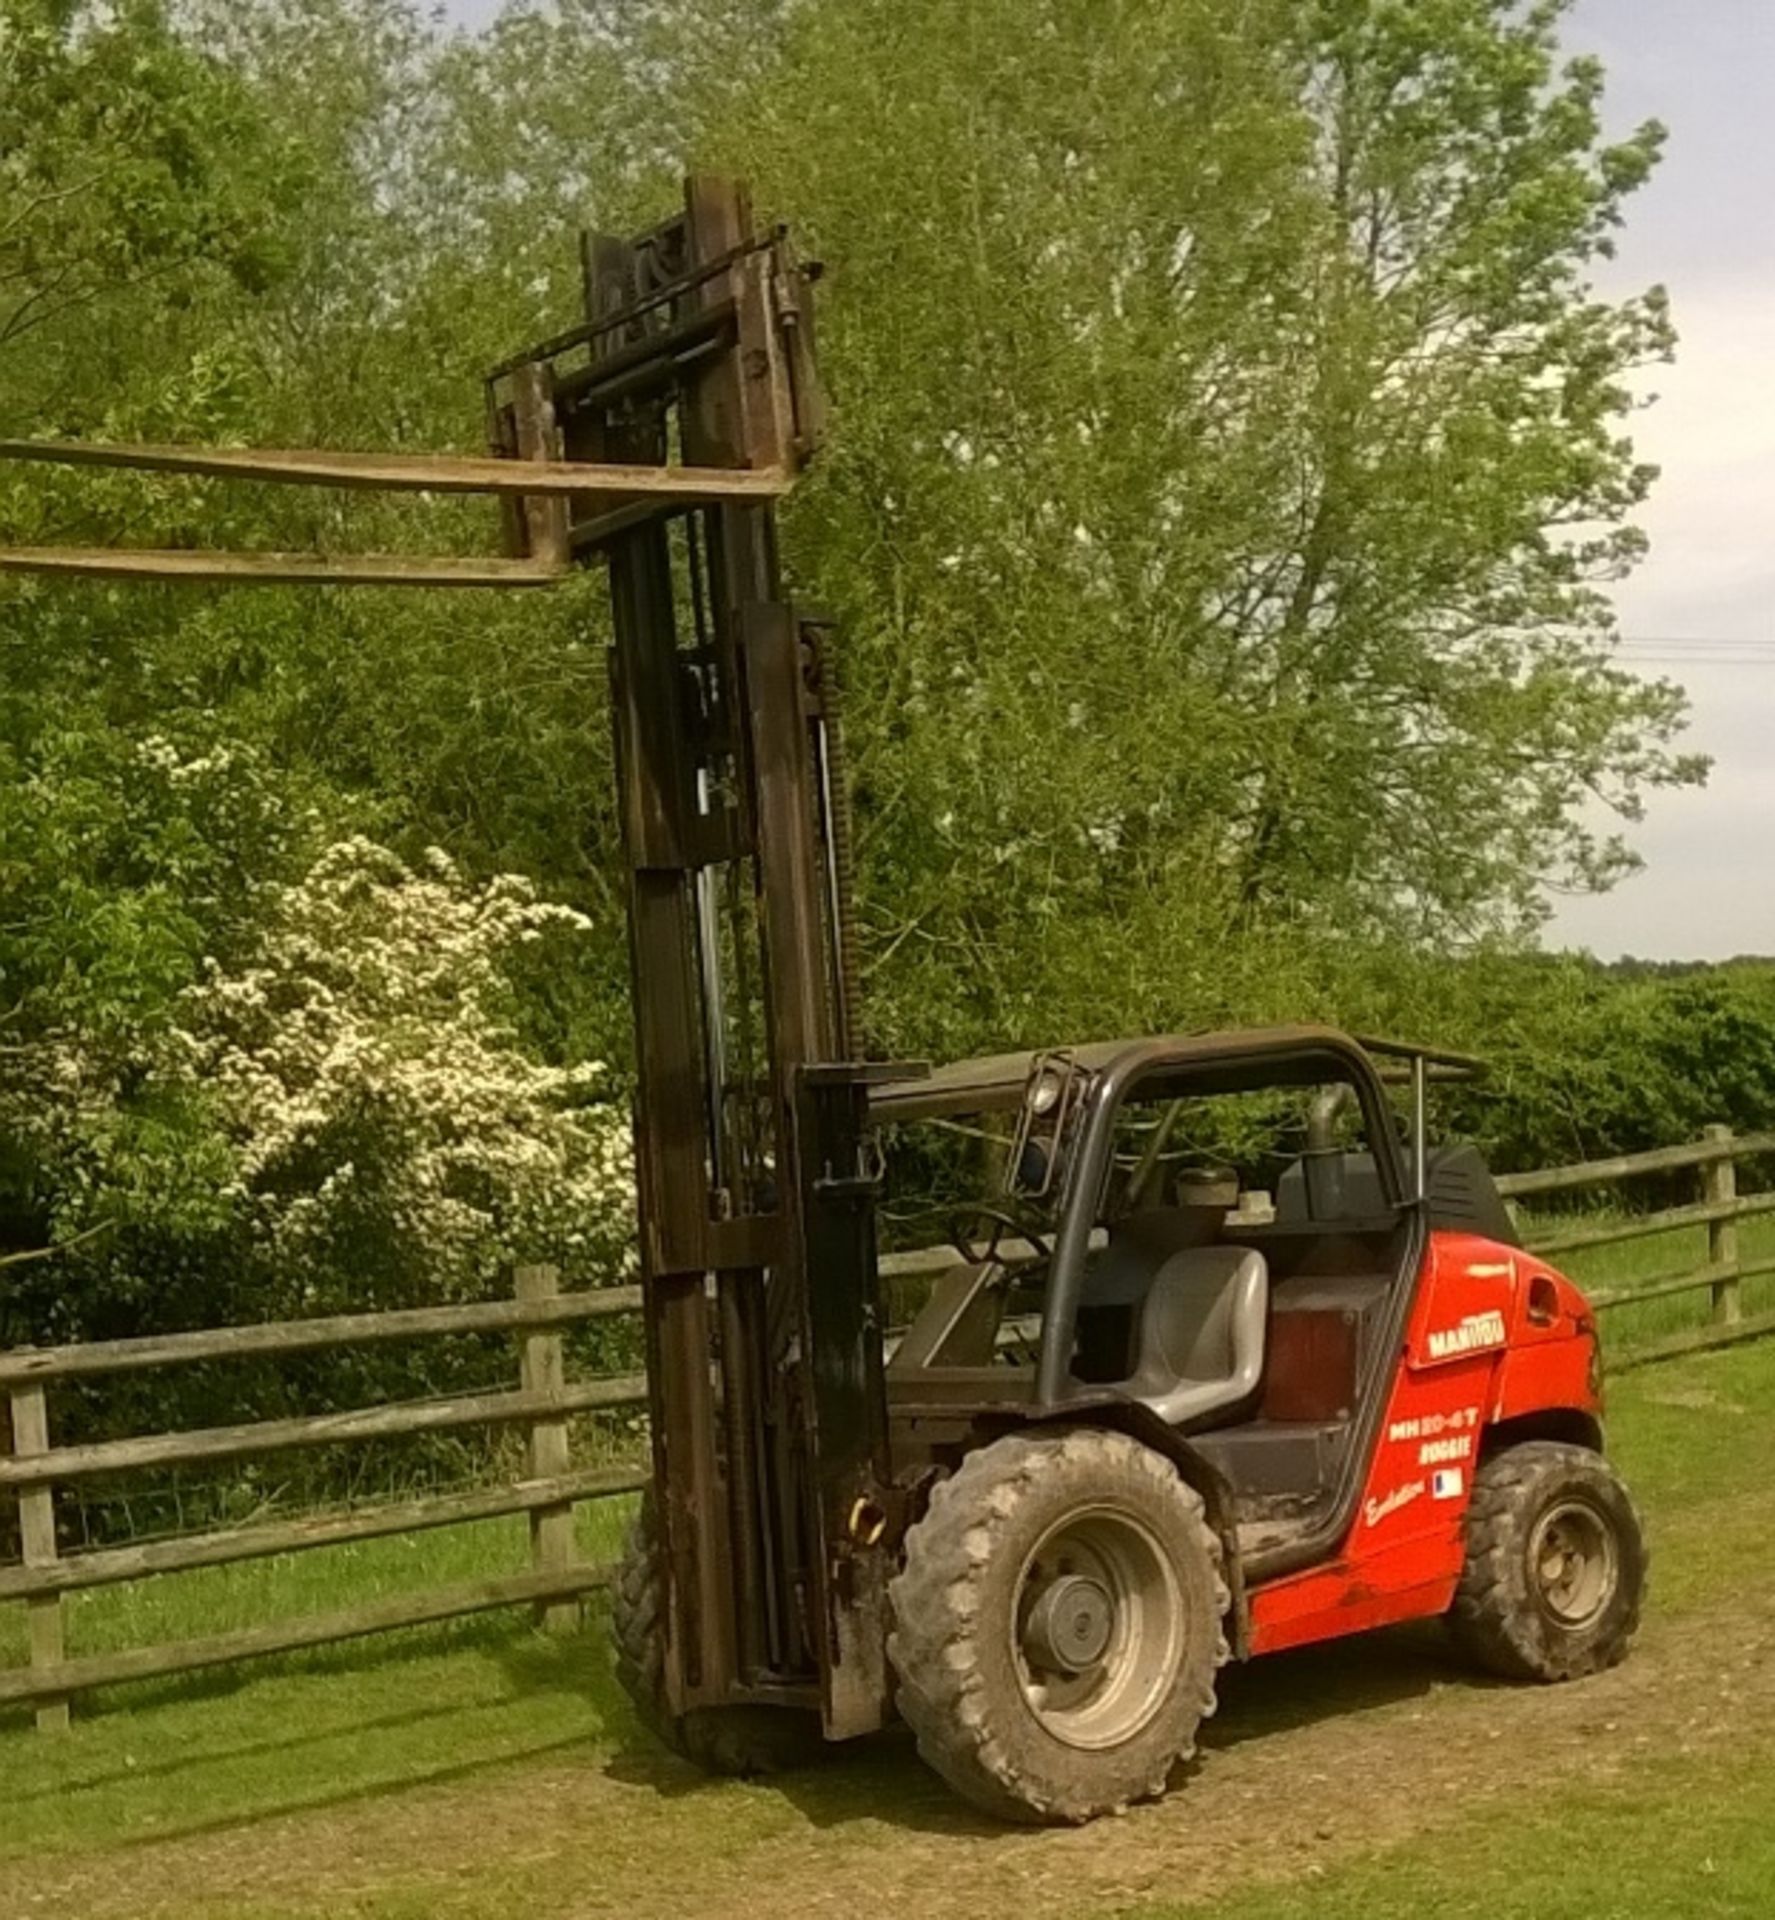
(880, 1028), (1408, 1386)
(877, 1025), (1503, 1575)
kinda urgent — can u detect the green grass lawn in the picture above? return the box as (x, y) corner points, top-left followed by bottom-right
(0, 1498), (638, 1869)
(1144, 1742), (1775, 1920)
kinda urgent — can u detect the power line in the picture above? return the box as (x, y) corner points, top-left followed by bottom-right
(1615, 636), (1775, 667)
(1613, 641), (1775, 656)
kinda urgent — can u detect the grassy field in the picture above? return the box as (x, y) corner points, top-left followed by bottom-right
(1145, 1743), (1775, 1920)
(4, 1247), (1775, 1916)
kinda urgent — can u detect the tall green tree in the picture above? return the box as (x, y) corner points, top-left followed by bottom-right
(451, 0), (1691, 1054)
(0, 0), (295, 387)
(0, 0), (316, 1280)
(0, 0), (638, 1330)
(1223, 0), (1695, 941)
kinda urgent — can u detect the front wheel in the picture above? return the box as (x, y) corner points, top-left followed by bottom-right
(889, 1428), (1229, 1825)
(1451, 1441), (1647, 1683)
(611, 1494), (827, 1775)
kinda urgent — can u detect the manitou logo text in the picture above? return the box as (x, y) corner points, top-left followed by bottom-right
(1426, 1310), (1507, 1360)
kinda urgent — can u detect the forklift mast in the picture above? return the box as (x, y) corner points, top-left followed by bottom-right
(0, 177), (891, 1736)
(523, 179), (893, 1733)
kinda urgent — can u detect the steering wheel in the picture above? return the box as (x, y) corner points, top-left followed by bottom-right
(946, 1204), (1052, 1269)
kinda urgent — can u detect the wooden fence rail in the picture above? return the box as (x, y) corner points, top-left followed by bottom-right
(0, 1565), (616, 1711)
(7, 1123), (1775, 1732)
(1493, 1128), (1775, 1200)
(1, 1263), (644, 1730)
(1501, 1123), (1775, 1367)
(0, 1282), (646, 1384)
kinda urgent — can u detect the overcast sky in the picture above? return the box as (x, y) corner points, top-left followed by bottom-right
(1535, 1), (1775, 960)
(440, 0), (1770, 960)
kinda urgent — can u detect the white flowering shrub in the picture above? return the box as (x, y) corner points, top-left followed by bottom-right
(170, 837), (636, 1303)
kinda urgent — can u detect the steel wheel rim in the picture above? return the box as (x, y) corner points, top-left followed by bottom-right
(1529, 1496), (1618, 1630)
(1012, 1505), (1184, 1751)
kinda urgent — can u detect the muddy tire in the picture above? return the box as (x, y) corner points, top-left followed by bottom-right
(611, 1494), (827, 1775)
(888, 1429), (1228, 1825)
(1451, 1441), (1646, 1683)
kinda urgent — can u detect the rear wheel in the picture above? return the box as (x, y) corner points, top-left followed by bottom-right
(611, 1493), (827, 1775)
(1451, 1441), (1646, 1682)
(889, 1429), (1228, 1825)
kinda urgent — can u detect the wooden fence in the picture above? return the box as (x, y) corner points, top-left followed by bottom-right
(6, 1125), (1775, 1732)
(1498, 1124), (1775, 1367)
(0, 1264), (648, 1731)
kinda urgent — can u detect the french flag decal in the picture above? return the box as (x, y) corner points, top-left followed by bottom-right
(1432, 1467), (1464, 1501)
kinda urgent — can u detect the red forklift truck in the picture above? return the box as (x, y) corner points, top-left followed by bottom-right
(849, 1032), (1644, 1820)
(0, 179), (1645, 1826)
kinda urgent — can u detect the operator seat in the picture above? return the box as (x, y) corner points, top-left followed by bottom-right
(1114, 1244), (1269, 1429)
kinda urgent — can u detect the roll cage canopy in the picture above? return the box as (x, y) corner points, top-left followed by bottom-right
(870, 1025), (1480, 1416)
(868, 1024), (1482, 1128)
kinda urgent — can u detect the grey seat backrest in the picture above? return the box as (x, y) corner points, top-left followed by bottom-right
(1083, 1206), (1223, 1308)
(1119, 1245), (1269, 1429)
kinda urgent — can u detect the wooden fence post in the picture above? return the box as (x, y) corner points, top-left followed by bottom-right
(1705, 1124), (1742, 1325)
(9, 1383), (69, 1731)
(514, 1265), (580, 1632)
